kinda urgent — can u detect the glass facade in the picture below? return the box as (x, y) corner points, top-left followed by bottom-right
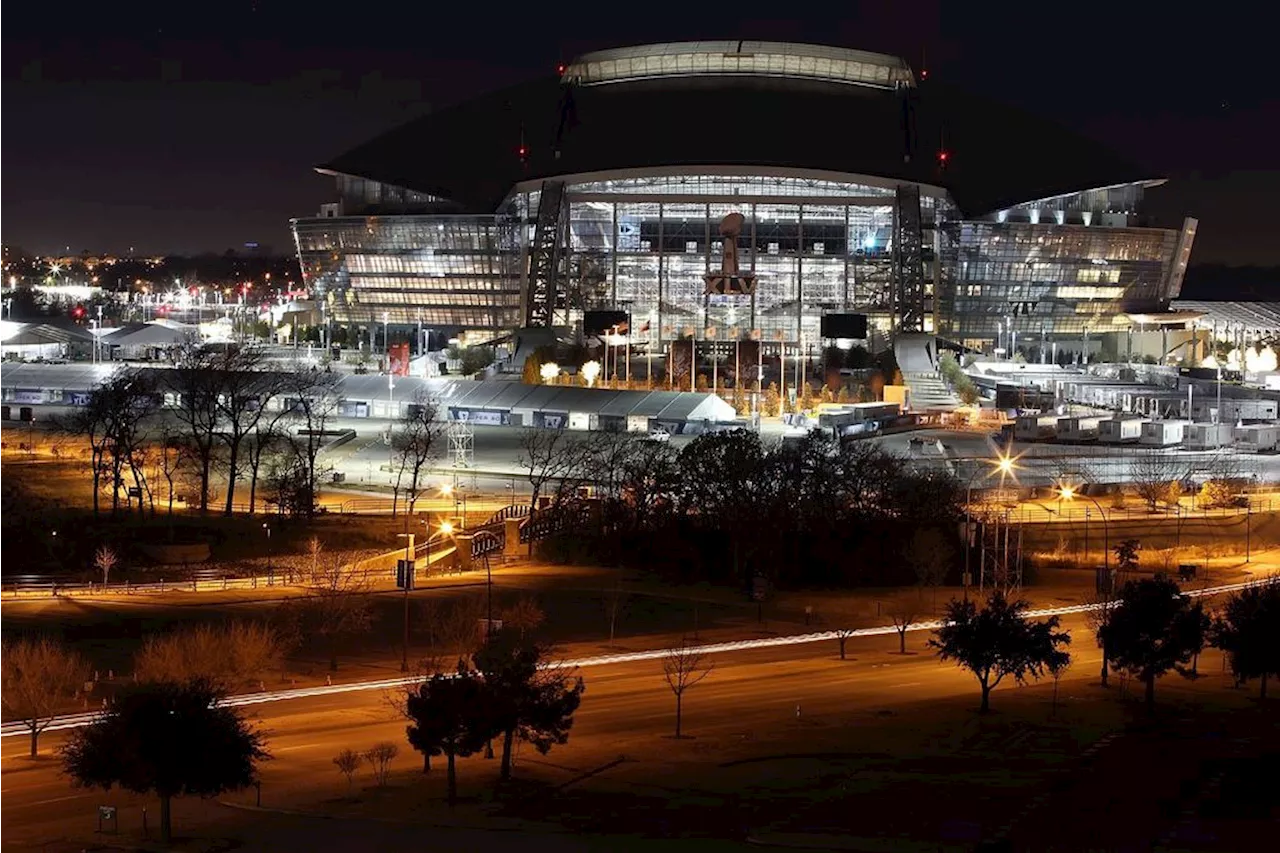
(293, 171), (1191, 350)
(292, 216), (521, 328)
(501, 173), (944, 347)
(936, 221), (1184, 346)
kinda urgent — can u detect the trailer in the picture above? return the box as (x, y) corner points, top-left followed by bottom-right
(1140, 420), (1186, 447)
(1185, 422), (1234, 451)
(1193, 398), (1279, 424)
(1097, 416), (1145, 444)
(1056, 416), (1102, 442)
(1014, 415), (1058, 441)
(1233, 424), (1278, 453)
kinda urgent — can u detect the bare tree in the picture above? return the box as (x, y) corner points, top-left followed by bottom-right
(662, 642), (714, 738)
(213, 350), (292, 514)
(616, 440), (681, 531)
(282, 374), (341, 518)
(1048, 652), (1072, 716)
(517, 428), (594, 514)
(133, 621), (284, 691)
(1131, 450), (1187, 512)
(604, 582), (629, 646)
(438, 596), (487, 663)
(154, 426), (190, 516)
(834, 627), (857, 660)
(903, 527), (952, 614)
(1, 637), (89, 756)
(57, 369), (161, 517)
(583, 431), (641, 500)
(890, 606), (917, 654)
(362, 742), (398, 786)
(391, 394), (443, 518)
(292, 538), (376, 671)
(333, 749), (362, 795)
(245, 406), (294, 515)
(167, 346), (227, 512)
(500, 596), (546, 641)
(93, 545), (119, 586)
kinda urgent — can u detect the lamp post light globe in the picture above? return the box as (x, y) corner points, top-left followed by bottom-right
(581, 359), (602, 388)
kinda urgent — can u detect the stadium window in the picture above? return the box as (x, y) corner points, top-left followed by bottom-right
(685, 241), (698, 254)
(768, 242), (780, 256)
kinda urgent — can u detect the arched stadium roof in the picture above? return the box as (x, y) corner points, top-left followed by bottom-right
(318, 42), (1156, 219)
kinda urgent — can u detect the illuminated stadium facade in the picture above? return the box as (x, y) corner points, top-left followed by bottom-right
(291, 41), (1197, 355)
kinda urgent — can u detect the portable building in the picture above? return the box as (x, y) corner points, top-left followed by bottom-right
(1097, 417), (1145, 444)
(1056, 416), (1102, 441)
(1184, 422), (1234, 450)
(1014, 415), (1057, 441)
(1233, 424), (1278, 453)
(1139, 420), (1186, 447)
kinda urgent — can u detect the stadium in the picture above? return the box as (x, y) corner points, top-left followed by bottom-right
(291, 40), (1197, 361)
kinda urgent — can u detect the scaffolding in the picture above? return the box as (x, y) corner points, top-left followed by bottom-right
(525, 180), (570, 327)
(448, 418), (474, 475)
(893, 184), (926, 334)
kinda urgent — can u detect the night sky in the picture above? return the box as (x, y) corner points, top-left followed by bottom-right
(4, 2), (1277, 265)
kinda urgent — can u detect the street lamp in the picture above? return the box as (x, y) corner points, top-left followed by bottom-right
(262, 523), (273, 586)
(396, 530), (416, 672)
(1056, 484), (1110, 581)
(962, 451), (1023, 599)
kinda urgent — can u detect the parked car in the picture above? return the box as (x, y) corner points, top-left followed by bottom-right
(648, 427), (671, 443)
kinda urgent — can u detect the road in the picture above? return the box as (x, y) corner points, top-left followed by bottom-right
(11, 573), (1268, 853)
(0, 619), (1089, 847)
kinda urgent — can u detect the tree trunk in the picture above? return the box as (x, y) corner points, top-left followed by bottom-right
(980, 682), (992, 713)
(1144, 673), (1156, 710)
(224, 443), (241, 515)
(674, 693), (683, 738)
(839, 637), (847, 660)
(159, 793), (172, 844)
(200, 454), (212, 513)
(422, 752), (431, 774)
(1099, 647), (1109, 687)
(91, 453), (101, 516)
(446, 752), (457, 806)
(500, 727), (515, 781)
(29, 725), (38, 758)
(898, 629), (907, 655)
(248, 460), (259, 514)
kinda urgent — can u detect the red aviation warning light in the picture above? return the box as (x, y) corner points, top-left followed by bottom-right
(517, 144), (529, 161)
(556, 62), (567, 75)
(920, 68), (929, 81)
(937, 149), (950, 167)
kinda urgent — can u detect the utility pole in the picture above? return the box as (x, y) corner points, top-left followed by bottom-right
(397, 533), (415, 672)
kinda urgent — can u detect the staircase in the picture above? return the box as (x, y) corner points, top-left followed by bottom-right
(903, 371), (960, 411)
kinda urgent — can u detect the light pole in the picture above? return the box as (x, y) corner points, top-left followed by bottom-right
(262, 523), (273, 585)
(1246, 502), (1252, 563)
(383, 311), (390, 360)
(396, 531), (416, 672)
(1058, 485), (1110, 581)
(963, 452), (1019, 600)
